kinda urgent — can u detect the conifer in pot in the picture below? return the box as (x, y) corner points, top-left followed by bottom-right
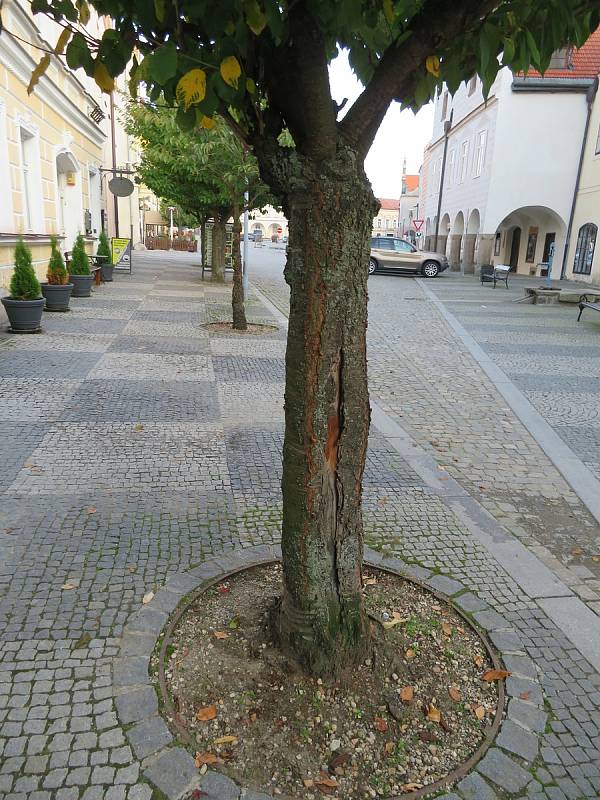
(1, 238), (45, 332)
(41, 236), (73, 311)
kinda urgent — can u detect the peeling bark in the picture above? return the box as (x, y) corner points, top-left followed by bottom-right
(261, 145), (378, 676)
(231, 201), (247, 330)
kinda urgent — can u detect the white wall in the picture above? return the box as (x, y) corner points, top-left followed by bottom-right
(484, 80), (587, 233)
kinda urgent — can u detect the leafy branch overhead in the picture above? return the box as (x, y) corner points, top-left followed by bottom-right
(20, 0), (600, 156)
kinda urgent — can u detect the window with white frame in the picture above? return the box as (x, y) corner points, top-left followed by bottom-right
(473, 130), (487, 177)
(446, 149), (455, 187)
(19, 125), (42, 232)
(437, 156), (443, 190)
(459, 140), (470, 183)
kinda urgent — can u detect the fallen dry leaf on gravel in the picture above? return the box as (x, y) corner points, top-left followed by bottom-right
(448, 686), (461, 702)
(213, 735), (237, 745)
(374, 716), (388, 732)
(474, 706), (486, 720)
(426, 705), (441, 723)
(142, 591), (154, 604)
(213, 631), (228, 640)
(400, 686), (413, 703)
(441, 623), (452, 636)
(196, 705), (218, 722)
(481, 669), (511, 682)
(382, 612), (407, 630)
(194, 752), (218, 767)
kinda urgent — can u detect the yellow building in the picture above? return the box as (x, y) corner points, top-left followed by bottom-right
(0, 0), (134, 288)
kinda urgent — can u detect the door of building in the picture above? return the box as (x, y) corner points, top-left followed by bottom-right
(542, 232), (556, 263)
(509, 227), (521, 272)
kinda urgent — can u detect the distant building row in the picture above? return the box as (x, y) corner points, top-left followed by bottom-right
(0, 0), (157, 288)
(418, 29), (600, 285)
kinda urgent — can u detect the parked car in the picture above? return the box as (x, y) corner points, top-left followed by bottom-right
(369, 237), (449, 278)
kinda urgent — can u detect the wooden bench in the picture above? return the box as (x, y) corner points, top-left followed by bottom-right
(64, 252), (102, 286)
(577, 294), (600, 322)
(480, 264), (510, 289)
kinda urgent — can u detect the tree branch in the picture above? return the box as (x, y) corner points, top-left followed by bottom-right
(340, 0), (499, 155)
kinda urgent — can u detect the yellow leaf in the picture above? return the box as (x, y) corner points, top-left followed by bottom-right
(426, 55), (440, 77)
(474, 705), (485, 720)
(93, 61), (115, 93)
(383, 0), (394, 23)
(199, 115), (216, 130)
(220, 55), (241, 88)
(245, 77), (256, 94)
(195, 751), (218, 767)
(213, 734), (237, 745)
(54, 28), (71, 55)
(27, 55), (51, 95)
(77, 0), (90, 25)
(176, 68), (207, 111)
(442, 622), (452, 636)
(61, 582), (77, 590)
(426, 705), (441, 723)
(382, 611), (408, 630)
(213, 630), (228, 639)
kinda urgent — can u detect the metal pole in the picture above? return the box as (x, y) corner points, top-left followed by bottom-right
(109, 93), (119, 238)
(242, 190), (249, 294)
(433, 111), (452, 252)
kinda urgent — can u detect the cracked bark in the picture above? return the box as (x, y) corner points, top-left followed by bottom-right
(263, 145), (378, 676)
(231, 200), (247, 331)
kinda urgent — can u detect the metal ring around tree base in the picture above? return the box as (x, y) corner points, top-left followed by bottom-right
(155, 556), (506, 800)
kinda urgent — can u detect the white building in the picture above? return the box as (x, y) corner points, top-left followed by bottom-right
(420, 30), (600, 277)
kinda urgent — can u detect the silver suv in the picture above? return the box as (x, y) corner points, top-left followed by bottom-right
(369, 237), (449, 278)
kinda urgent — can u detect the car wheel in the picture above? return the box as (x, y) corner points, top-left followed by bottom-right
(422, 260), (440, 278)
(368, 258), (377, 275)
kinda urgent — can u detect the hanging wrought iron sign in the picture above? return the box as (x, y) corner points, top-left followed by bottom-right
(108, 176), (135, 197)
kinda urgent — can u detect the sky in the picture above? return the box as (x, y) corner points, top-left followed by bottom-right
(329, 50), (434, 200)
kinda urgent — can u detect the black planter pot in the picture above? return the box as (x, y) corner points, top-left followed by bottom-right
(99, 260), (114, 282)
(41, 283), (73, 312)
(69, 274), (94, 298)
(1, 296), (45, 332)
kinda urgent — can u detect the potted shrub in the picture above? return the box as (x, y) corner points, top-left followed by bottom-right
(69, 233), (94, 297)
(41, 236), (73, 311)
(1, 238), (45, 332)
(96, 230), (114, 282)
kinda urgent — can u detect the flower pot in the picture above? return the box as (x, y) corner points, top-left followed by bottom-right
(69, 274), (94, 297)
(1, 296), (45, 333)
(99, 261), (114, 282)
(41, 283), (73, 312)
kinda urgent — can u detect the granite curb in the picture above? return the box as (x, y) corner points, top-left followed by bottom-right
(113, 544), (547, 800)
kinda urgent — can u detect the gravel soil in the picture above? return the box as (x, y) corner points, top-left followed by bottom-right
(202, 322), (278, 335)
(158, 564), (501, 799)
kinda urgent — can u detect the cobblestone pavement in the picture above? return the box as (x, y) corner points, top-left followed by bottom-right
(0, 251), (600, 799)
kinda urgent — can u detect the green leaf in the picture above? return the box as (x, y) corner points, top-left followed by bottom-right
(244, 0), (266, 35)
(175, 105), (196, 131)
(154, 0), (166, 23)
(525, 30), (541, 68)
(502, 37), (515, 64)
(148, 43), (178, 84)
(65, 32), (91, 72)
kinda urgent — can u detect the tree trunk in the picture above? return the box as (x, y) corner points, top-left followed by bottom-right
(269, 146), (379, 677)
(200, 217), (207, 269)
(211, 213), (227, 283)
(231, 201), (247, 330)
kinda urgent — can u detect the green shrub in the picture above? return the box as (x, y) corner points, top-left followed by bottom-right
(46, 236), (69, 285)
(10, 238), (42, 300)
(96, 230), (111, 262)
(69, 233), (91, 275)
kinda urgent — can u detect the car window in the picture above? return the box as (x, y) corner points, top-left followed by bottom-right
(377, 238), (395, 251)
(393, 240), (414, 252)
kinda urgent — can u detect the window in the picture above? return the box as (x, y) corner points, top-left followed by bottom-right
(473, 130), (487, 177)
(459, 140), (470, 183)
(20, 128), (35, 230)
(377, 238), (395, 251)
(437, 157), (443, 190)
(0, 101), (12, 231)
(548, 48), (572, 70)
(441, 91), (448, 120)
(573, 223), (597, 275)
(393, 240), (413, 252)
(468, 76), (477, 96)
(446, 149), (455, 186)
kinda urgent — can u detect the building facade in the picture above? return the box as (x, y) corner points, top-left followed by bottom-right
(0, 0), (145, 290)
(419, 30), (600, 278)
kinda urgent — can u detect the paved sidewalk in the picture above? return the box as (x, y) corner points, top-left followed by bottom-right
(0, 252), (599, 800)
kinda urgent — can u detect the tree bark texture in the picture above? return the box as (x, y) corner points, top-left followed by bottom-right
(200, 217), (207, 269)
(267, 146), (378, 676)
(211, 213), (227, 283)
(231, 201), (247, 330)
